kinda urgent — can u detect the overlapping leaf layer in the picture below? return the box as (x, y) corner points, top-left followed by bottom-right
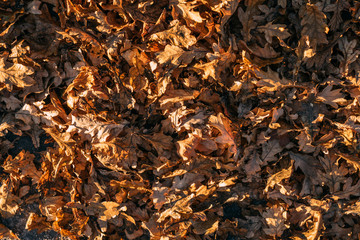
(0, 0), (360, 239)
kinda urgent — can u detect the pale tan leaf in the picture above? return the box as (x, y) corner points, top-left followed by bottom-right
(265, 163), (293, 192)
(0, 59), (35, 91)
(170, 0), (204, 23)
(150, 20), (196, 48)
(157, 45), (206, 67)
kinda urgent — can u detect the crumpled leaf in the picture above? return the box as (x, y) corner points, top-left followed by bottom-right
(261, 139), (282, 164)
(0, 179), (22, 218)
(0, 59), (35, 91)
(3, 150), (42, 185)
(0, 223), (19, 240)
(150, 20), (196, 48)
(262, 205), (289, 237)
(157, 45), (206, 67)
(265, 163), (293, 192)
(170, 0), (204, 23)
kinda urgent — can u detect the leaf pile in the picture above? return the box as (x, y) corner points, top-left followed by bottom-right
(0, 0), (360, 239)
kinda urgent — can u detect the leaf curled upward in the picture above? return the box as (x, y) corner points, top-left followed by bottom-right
(300, 3), (329, 48)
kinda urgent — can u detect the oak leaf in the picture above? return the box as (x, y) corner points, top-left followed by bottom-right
(257, 22), (291, 44)
(300, 3), (329, 48)
(0, 59), (36, 91)
(262, 205), (289, 237)
(316, 85), (346, 108)
(170, 0), (204, 23)
(3, 150), (42, 185)
(261, 140), (282, 164)
(151, 183), (169, 210)
(150, 20), (196, 48)
(209, 113), (237, 156)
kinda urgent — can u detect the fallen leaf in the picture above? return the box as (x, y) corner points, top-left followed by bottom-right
(0, 59), (36, 91)
(209, 113), (237, 156)
(0, 223), (19, 240)
(316, 85), (346, 108)
(257, 22), (291, 44)
(265, 163), (293, 192)
(262, 205), (289, 237)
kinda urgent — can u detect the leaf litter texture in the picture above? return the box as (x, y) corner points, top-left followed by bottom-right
(0, 0), (360, 239)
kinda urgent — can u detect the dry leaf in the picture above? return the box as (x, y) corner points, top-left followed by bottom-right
(0, 59), (36, 91)
(262, 205), (289, 237)
(257, 22), (291, 44)
(316, 85), (346, 108)
(300, 3), (329, 48)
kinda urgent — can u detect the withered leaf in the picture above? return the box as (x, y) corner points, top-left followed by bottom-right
(151, 183), (169, 210)
(261, 140), (282, 164)
(3, 150), (42, 185)
(209, 113), (237, 156)
(300, 3), (329, 48)
(265, 163), (293, 192)
(0, 59), (36, 91)
(170, 0), (204, 23)
(262, 205), (289, 237)
(0, 223), (19, 240)
(150, 21), (196, 48)
(157, 45), (206, 67)
(316, 85), (346, 108)
(0, 179), (22, 218)
(192, 214), (219, 235)
(1, 0), (360, 239)
(257, 22), (291, 44)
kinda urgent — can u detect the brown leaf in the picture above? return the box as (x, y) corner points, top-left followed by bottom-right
(0, 223), (19, 240)
(25, 213), (51, 233)
(209, 113), (237, 156)
(0, 59), (35, 91)
(176, 133), (201, 161)
(0, 179), (22, 218)
(316, 85), (346, 108)
(151, 183), (169, 210)
(290, 152), (321, 181)
(150, 20), (196, 48)
(192, 214), (219, 235)
(254, 68), (293, 93)
(257, 22), (291, 44)
(262, 205), (289, 237)
(261, 140), (282, 164)
(300, 3), (329, 48)
(3, 150), (42, 185)
(265, 163), (293, 192)
(170, 0), (204, 23)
